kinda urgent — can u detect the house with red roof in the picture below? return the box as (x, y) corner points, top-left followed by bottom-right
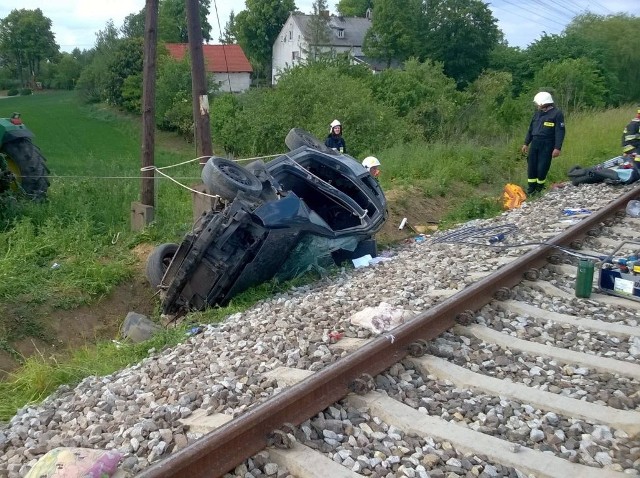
(165, 43), (253, 93)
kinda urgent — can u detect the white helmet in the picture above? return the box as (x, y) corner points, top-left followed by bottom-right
(533, 91), (554, 106)
(330, 119), (341, 132)
(362, 156), (380, 170)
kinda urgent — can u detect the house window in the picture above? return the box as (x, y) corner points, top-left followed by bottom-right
(292, 51), (299, 61)
(289, 31), (293, 40)
(337, 29), (344, 38)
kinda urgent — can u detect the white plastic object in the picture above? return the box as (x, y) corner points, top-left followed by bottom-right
(626, 199), (640, 218)
(352, 254), (373, 268)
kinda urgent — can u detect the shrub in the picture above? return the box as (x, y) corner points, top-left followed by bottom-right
(19, 88), (32, 96)
(7, 89), (19, 97)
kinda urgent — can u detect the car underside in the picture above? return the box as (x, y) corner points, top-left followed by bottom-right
(147, 128), (387, 317)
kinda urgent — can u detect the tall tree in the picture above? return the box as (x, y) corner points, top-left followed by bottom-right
(121, 10), (146, 39)
(0, 8), (59, 86)
(158, 0), (212, 43)
(488, 42), (527, 95)
(305, 0), (331, 60)
(219, 10), (237, 44)
(422, 0), (500, 87)
(336, 0), (373, 17)
(233, 0), (296, 83)
(50, 51), (83, 90)
(532, 57), (607, 112)
(362, 0), (422, 68)
(564, 13), (640, 105)
(76, 21), (122, 103)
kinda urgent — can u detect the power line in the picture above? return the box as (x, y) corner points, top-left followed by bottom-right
(529, 0), (580, 20)
(491, 0), (568, 29)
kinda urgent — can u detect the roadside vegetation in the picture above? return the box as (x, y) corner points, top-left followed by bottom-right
(0, 1), (638, 420)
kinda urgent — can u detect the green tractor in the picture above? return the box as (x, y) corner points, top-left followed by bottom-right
(0, 112), (50, 200)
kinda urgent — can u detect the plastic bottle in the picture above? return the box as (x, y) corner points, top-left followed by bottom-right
(489, 233), (505, 244)
(575, 259), (594, 298)
(626, 200), (640, 218)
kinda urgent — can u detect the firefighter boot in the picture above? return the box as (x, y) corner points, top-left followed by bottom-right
(526, 183), (537, 195)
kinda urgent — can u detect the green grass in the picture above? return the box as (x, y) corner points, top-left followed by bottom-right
(0, 91), (635, 421)
(0, 91), (199, 361)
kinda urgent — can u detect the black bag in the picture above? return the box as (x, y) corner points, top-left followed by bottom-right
(567, 165), (620, 186)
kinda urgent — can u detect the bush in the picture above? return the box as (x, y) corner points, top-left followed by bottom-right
(0, 78), (20, 90)
(19, 88), (32, 96)
(7, 89), (19, 97)
(210, 64), (411, 158)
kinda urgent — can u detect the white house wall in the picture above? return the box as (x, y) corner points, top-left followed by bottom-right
(272, 17), (307, 84)
(272, 15), (369, 84)
(213, 72), (251, 93)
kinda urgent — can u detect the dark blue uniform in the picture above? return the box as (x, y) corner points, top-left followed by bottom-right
(622, 117), (640, 154)
(325, 134), (346, 153)
(524, 106), (565, 193)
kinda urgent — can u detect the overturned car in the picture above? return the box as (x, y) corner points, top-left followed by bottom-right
(146, 129), (388, 317)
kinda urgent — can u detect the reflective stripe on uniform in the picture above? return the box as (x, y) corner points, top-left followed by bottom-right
(543, 122), (555, 127)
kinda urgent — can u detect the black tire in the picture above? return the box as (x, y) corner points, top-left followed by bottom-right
(201, 156), (262, 201)
(285, 128), (337, 155)
(2, 138), (50, 200)
(146, 243), (179, 289)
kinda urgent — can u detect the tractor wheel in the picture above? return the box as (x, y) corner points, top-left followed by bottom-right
(146, 243), (179, 289)
(202, 156), (262, 202)
(2, 138), (50, 200)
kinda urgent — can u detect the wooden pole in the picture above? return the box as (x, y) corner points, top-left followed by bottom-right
(141, 0), (159, 206)
(185, 0), (213, 168)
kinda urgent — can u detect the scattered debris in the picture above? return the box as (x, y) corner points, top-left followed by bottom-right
(352, 254), (373, 268)
(349, 302), (415, 334)
(562, 208), (592, 216)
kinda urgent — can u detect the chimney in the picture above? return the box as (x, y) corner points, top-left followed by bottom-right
(320, 10), (330, 19)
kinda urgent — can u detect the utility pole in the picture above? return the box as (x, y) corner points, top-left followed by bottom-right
(185, 0), (216, 221)
(185, 0), (213, 166)
(132, 0), (159, 231)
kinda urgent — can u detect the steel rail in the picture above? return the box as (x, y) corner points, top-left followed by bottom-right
(138, 187), (639, 478)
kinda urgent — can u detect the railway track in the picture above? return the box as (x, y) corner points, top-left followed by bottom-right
(136, 186), (640, 478)
(1, 184), (639, 478)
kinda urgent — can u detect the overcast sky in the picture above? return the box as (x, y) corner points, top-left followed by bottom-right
(1, 0), (639, 53)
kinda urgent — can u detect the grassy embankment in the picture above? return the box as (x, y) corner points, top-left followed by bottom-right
(0, 90), (633, 420)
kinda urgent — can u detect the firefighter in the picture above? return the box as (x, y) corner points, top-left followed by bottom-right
(521, 92), (565, 195)
(325, 119), (346, 153)
(362, 156), (381, 178)
(621, 108), (640, 155)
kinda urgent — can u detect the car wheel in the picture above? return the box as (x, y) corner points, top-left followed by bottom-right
(202, 156), (262, 201)
(146, 243), (179, 289)
(2, 138), (50, 200)
(285, 128), (337, 155)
